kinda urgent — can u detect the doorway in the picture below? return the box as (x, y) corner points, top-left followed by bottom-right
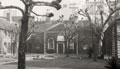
(57, 43), (65, 54)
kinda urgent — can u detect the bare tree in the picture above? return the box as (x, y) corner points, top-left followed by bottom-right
(78, 0), (120, 61)
(59, 14), (82, 56)
(0, 0), (62, 69)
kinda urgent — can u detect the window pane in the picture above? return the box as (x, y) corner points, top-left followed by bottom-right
(48, 39), (54, 49)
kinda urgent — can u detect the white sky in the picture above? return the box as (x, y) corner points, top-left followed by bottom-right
(0, 0), (86, 20)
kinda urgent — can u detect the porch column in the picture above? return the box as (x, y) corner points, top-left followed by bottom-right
(56, 42), (58, 54)
(76, 34), (78, 54)
(44, 32), (47, 54)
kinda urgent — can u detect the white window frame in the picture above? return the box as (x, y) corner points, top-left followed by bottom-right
(48, 38), (55, 49)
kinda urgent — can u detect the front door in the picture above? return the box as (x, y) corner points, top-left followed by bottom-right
(57, 43), (64, 54)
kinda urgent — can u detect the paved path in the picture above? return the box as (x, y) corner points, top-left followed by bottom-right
(0, 54), (54, 65)
(0, 56), (105, 69)
(0, 57), (17, 65)
(0, 65), (71, 69)
(0, 55), (71, 69)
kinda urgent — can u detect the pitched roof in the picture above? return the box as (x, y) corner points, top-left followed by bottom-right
(0, 18), (17, 31)
(12, 16), (22, 23)
(32, 22), (59, 33)
(32, 20), (90, 33)
(47, 23), (64, 31)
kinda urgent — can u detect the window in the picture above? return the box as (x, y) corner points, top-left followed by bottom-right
(48, 38), (54, 49)
(4, 42), (7, 47)
(8, 42), (11, 53)
(4, 30), (7, 36)
(69, 40), (74, 49)
(4, 42), (7, 54)
(63, 4), (67, 8)
(8, 31), (11, 37)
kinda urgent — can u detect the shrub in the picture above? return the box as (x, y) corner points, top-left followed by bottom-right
(104, 57), (120, 69)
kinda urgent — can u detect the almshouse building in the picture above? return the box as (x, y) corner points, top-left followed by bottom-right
(0, 18), (18, 56)
(26, 20), (92, 55)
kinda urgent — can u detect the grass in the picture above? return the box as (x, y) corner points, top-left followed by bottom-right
(6, 58), (106, 69)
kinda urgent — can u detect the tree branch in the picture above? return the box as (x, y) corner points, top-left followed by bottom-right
(26, 34), (35, 41)
(28, 1), (61, 10)
(0, 6), (24, 15)
(100, 11), (104, 27)
(104, 7), (120, 27)
(78, 9), (87, 17)
(85, 9), (92, 24)
(20, 0), (27, 6)
(78, 12), (86, 17)
(105, 0), (114, 11)
(29, 1), (50, 6)
(86, 4), (93, 11)
(31, 11), (46, 16)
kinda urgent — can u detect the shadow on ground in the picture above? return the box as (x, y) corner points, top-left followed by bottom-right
(4, 58), (106, 69)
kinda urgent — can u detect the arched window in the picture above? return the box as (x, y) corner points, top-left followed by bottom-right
(48, 38), (54, 49)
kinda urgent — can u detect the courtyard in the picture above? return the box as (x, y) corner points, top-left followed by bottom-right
(0, 56), (106, 69)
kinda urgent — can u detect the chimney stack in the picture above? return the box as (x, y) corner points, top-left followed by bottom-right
(6, 12), (12, 23)
(6, 12), (10, 21)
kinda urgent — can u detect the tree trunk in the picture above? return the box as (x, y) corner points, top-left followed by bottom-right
(64, 39), (67, 56)
(92, 40), (99, 62)
(88, 46), (92, 58)
(65, 39), (70, 57)
(67, 39), (70, 56)
(114, 24), (118, 58)
(88, 53), (92, 58)
(101, 39), (105, 59)
(18, 13), (29, 69)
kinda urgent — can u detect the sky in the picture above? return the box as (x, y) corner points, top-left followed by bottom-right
(0, 0), (86, 20)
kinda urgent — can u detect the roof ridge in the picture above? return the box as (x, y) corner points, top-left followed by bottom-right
(46, 23), (61, 31)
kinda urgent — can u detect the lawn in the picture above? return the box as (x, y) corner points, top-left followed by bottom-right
(5, 58), (106, 69)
